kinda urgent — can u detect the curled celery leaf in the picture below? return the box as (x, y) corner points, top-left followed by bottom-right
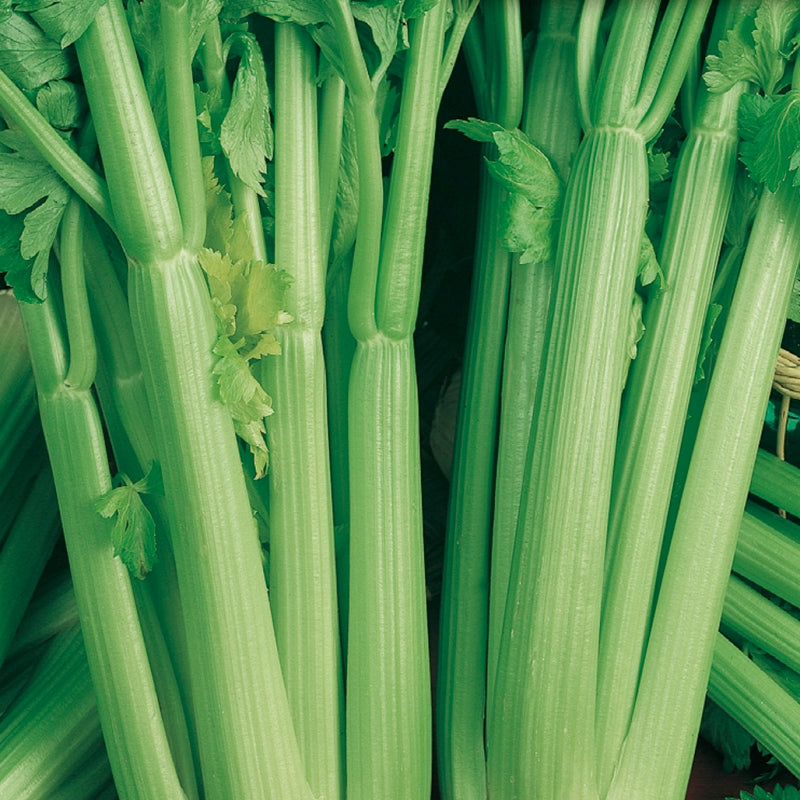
(199, 247), (291, 477)
(95, 463), (163, 580)
(446, 118), (563, 264)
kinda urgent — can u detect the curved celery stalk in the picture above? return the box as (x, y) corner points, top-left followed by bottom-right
(488, 3), (711, 797)
(68, 2), (315, 796)
(435, 2), (523, 797)
(610, 173), (800, 800)
(596, 15), (745, 789)
(263, 22), (344, 800)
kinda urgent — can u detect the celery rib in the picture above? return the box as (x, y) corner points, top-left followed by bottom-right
(265, 22), (344, 800)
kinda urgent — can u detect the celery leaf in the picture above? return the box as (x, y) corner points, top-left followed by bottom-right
(0, 128), (70, 300)
(35, 79), (84, 130)
(220, 31), (272, 196)
(739, 89), (800, 192)
(96, 463), (163, 580)
(447, 118), (564, 263)
(731, 787), (800, 800)
(700, 698), (756, 772)
(704, 0), (800, 96)
(211, 333), (274, 478)
(0, 11), (72, 90)
(199, 247), (291, 477)
(16, 0), (105, 47)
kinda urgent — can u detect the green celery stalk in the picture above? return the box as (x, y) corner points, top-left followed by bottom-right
(69, 2), (315, 796)
(18, 284), (187, 799)
(610, 164), (800, 800)
(327, 3), (448, 797)
(709, 633), (800, 780)
(0, 626), (101, 800)
(0, 460), (61, 668)
(721, 573), (800, 675)
(263, 21), (344, 800)
(488, 2), (711, 796)
(436, 4), (524, 798)
(5, 571), (78, 663)
(750, 447), (800, 516)
(596, 7), (745, 788)
(486, 0), (581, 707)
(48, 740), (113, 800)
(733, 501), (800, 610)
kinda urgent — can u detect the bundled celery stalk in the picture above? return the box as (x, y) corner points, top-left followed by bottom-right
(487, 2), (711, 797)
(0, 0), (311, 796)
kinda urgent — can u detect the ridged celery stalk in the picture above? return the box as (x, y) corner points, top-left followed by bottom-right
(488, 2), (711, 797)
(609, 167), (800, 800)
(70, 1), (314, 796)
(0, 626), (101, 800)
(733, 501), (800, 612)
(263, 22), (344, 800)
(18, 290), (186, 799)
(709, 633), (800, 780)
(722, 573), (800, 675)
(335, 2), (447, 797)
(486, 0), (581, 705)
(596, 5), (745, 787)
(436, 3), (523, 797)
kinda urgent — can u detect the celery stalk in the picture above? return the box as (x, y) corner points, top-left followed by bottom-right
(70, 2), (315, 795)
(596, 12), (744, 786)
(342, 4), (447, 798)
(611, 171), (800, 800)
(436, 3), (523, 797)
(264, 21), (344, 800)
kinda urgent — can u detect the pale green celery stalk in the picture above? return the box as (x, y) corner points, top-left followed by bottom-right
(751, 448), (800, 517)
(319, 74), (354, 533)
(0, 460), (61, 668)
(0, 626), (101, 800)
(263, 22), (344, 800)
(732, 502), (800, 610)
(336, 3), (446, 798)
(596, 10), (744, 791)
(435, 1), (523, 797)
(708, 633), (800, 779)
(18, 285), (187, 798)
(73, 2), (313, 796)
(486, 0), (581, 707)
(161, 0), (205, 252)
(609, 172), (800, 800)
(722, 573), (800, 675)
(81, 212), (201, 800)
(488, 3), (711, 797)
